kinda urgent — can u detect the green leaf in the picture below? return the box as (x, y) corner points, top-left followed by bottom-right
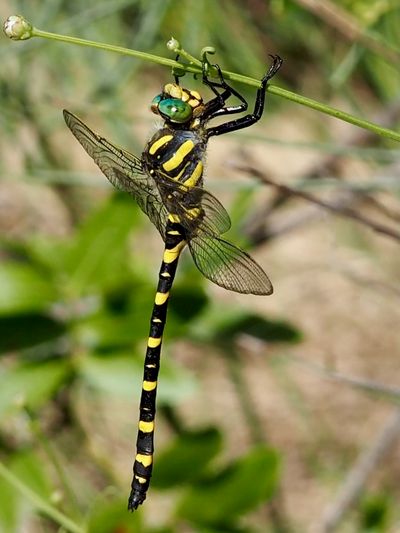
(169, 283), (209, 322)
(78, 352), (196, 404)
(0, 314), (66, 353)
(0, 263), (57, 316)
(63, 195), (140, 295)
(360, 492), (391, 531)
(0, 451), (70, 532)
(216, 313), (303, 344)
(11, 451), (53, 502)
(152, 428), (223, 488)
(178, 446), (280, 526)
(87, 497), (142, 533)
(22, 236), (70, 276)
(0, 470), (19, 533)
(0, 360), (71, 417)
(191, 307), (302, 345)
(74, 310), (145, 349)
(73, 284), (155, 350)
(0, 450), (53, 533)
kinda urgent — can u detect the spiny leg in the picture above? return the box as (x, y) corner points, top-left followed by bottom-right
(128, 220), (186, 511)
(206, 54), (283, 138)
(201, 62), (249, 120)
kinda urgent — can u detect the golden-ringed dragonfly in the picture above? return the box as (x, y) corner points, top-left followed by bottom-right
(63, 54), (283, 511)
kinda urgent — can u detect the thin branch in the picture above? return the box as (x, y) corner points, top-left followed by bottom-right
(237, 165), (400, 243)
(288, 354), (400, 400)
(3, 15), (400, 143)
(315, 408), (400, 532)
(294, 0), (400, 63)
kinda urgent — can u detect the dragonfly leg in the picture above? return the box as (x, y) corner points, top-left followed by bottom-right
(206, 54), (283, 138)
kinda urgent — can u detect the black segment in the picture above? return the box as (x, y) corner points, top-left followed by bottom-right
(129, 220), (185, 510)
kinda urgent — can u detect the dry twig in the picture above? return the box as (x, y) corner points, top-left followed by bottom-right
(315, 408), (400, 532)
(237, 165), (400, 243)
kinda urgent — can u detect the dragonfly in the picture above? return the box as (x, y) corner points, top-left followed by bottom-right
(63, 53), (283, 511)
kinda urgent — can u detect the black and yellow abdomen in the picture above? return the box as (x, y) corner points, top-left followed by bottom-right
(143, 127), (206, 188)
(129, 219), (186, 510)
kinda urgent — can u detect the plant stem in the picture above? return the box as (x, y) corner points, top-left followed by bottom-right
(26, 409), (82, 520)
(0, 460), (84, 533)
(266, 85), (400, 143)
(5, 16), (400, 143)
(32, 27), (191, 70)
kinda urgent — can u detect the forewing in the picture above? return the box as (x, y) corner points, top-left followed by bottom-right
(189, 235), (273, 295)
(63, 110), (168, 237)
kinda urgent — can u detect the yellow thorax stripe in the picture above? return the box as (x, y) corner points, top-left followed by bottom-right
(184, 161), (203, 188)
(185, 207), (202, 220)
(168, 213), (181, 223)
(149, 135), (173, 155)
(163, 140), (194, 171)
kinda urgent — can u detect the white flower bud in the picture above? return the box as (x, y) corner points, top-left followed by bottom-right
(167, 37), (180, 52)
(3, 15), (33, 40)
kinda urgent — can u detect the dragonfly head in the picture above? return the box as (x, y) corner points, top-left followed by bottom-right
(151, 83), (204, 125)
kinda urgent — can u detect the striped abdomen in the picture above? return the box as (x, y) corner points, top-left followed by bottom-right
(143, 127), (206, 188)
(128, 219), (186, 511)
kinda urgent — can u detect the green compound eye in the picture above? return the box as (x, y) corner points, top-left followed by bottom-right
(158, 98), (193, 123)
(151, 94), (162, 107)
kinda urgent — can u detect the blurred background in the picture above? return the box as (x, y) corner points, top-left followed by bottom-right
(1, 1), (400, 532)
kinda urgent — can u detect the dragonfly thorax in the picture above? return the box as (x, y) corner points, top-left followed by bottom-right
(142, 127), (206, 188)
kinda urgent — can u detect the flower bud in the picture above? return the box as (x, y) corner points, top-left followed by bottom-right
(3, 15), (33, 40)
(167, 37), (180, 52)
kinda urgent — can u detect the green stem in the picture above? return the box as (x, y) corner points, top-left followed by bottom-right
(0, 460), (84, 533)
(32, 27), (197, 72)
(26, 409), (82, 520)
(6, 17), (400, 143)
(266, 85), (400, 143)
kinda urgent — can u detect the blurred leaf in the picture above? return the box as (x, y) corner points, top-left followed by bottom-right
(0, 471), (19, 533)
(11, 450), (53, 502)
(152, 428), (222, 488)
(193, 526), (254, 533)
(73, 281), (156, 350)
(217, 313), (302, 344)
(191, 307), (302, 345)
(177, 446), (280, 526)
(87, 496), (142, 533)
(78, 352), (196, 404)
(74, 310), (145, 350)
(77, 352), (142, 396)
(0, 263), (57, 316)
(360, 492), (391, 531)
(0, 450), (53, 533)
(63, 194), (140, 295)
(169, 283), (209, 322)
(0, 314), (66, 353)
(0, 360), (71, 417)
(20, 236), (70, 277)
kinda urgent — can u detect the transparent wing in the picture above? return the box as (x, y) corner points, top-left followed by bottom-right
(189, 235), (273, 295)
(63, 109), (168, 237)
(156, 179), (231, 237)
(63, 110), (230, 239)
